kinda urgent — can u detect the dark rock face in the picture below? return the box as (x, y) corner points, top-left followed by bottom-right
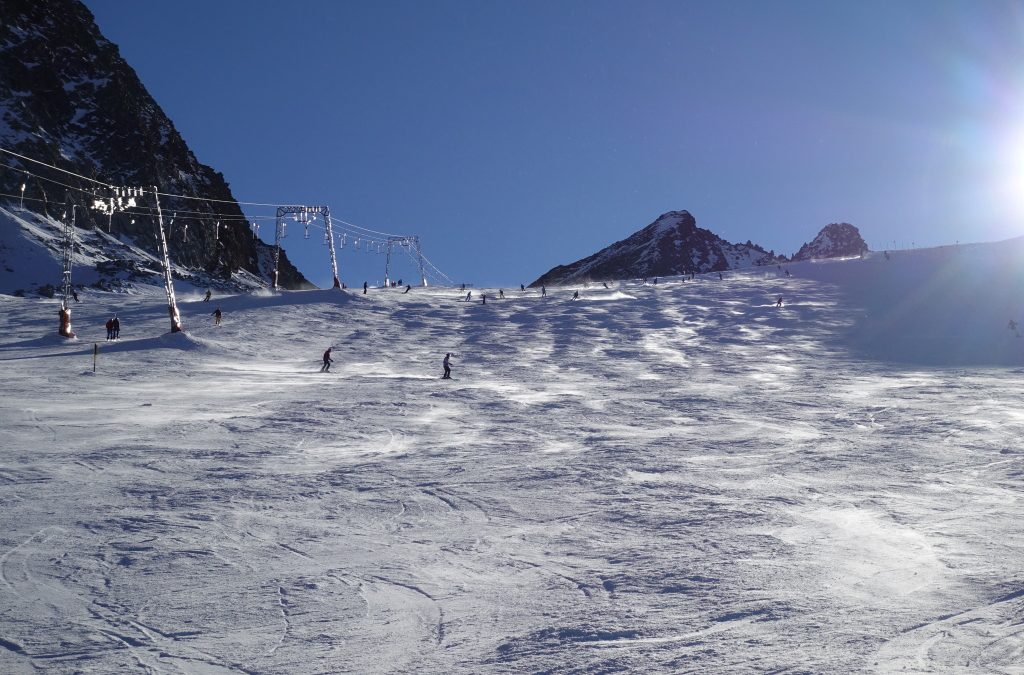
(792, 223), (868, 261)
(0, 0), (309, 288)
(530, 210), (785, 286)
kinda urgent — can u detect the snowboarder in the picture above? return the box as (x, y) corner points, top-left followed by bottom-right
(203, 289), (211, 302)
(776, 296), (783, 308)
(363, 281), (368, 295)
(571, 290), (579, 301)
(321, 347), (334, 372)
(442, 353), (452, 379)
(403, 284), (412, 293)
(213, 308), (222, 326)
(105, 317), (113, 341)
(111, 315), (120, 339)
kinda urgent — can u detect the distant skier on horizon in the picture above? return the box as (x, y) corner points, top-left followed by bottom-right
(212, 308), (222, 326)
(776, 296), (784, 308)
(321, 347), (334, 372)
(499, 289), (504, 299)
(465, 291), (472, 301)
(541, 285), (547, 298)
(404, 284), (412, 294)
(363, 281), (368, 295)
(442, 353), (452, 379)
(520, 284), (525, 292)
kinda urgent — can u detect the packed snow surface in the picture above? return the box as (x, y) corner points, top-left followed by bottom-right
(1, 243), (1023, 673)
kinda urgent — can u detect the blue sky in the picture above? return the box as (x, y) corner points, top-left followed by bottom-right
(83, 0), (1024, 288)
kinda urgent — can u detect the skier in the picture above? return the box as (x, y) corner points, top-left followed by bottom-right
(776, 296), (783, 308)
(653, 277), (658, 285)
(442, 353), (452, 379)
(603, 282), (609, 289)
(719, 272), (723, 280)
(203, 289), (211, 302)
(112, 315), (120, 339)
(499, 289), (504, 299)
(321, 347), (334, 372)
(72, 289), (80, 303)
(105, 317), (113, 341)
(520, 284), (525, 292)
(363, 281), (368, 295)
(571, 290), (579, 301)
(404, 284), (412, 294)
(481, 294), (487, 305)
(465, 291), (472, 301)
(213, 308), (222, 326)
(541, 286), (547, 298)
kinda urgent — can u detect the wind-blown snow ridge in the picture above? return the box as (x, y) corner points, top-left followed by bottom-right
(1, 237), (1023, 673)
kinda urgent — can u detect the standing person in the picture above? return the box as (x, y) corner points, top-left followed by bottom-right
(520, 284), (525, 292)
(776, 296), (783, 308)
(111, 315), (120, 339)
(442, 353), (452, 379)
(481, 294), (487, 305)
(105, 317), (114, 340)
(541, 285), (547, 298)
(203, 289), (211, 302)
(213, 308), (222, 326)
(461, 283), (466, 292)
(719, 272), (723, 280)
(499, 289), (504, 299)
(321, 347), (334, 372)
(465, 291), (472, 301)
(363, 281), (368, 295)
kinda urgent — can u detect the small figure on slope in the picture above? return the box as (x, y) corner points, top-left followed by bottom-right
(213, 308), (222, 326)
(112, 315), (120, 339)
(203, 289), (211, 302)
(465, 291), (472, 302)
(776, 296), (784, 308)
(363, 281), (368, 295)
(442, 353), (452, 379)
(499, 289), (504, 299)
(321, 347), (334, 372)
(403, 284), (412, 294)
(72, 289), (80, 303)
(571, 290), (579, 301)
(541, 285), (547, 298)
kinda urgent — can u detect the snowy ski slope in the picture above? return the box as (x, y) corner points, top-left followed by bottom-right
(1, 243), (1023, 673)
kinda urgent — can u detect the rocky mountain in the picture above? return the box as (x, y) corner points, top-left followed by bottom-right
(0, 0), (309, 290)
(530, 210), (785, 286)
(792, 223), (868, 261)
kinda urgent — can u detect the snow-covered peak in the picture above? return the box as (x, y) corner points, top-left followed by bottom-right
(531, 210), (783, 286)
(793, 223), (868, 260)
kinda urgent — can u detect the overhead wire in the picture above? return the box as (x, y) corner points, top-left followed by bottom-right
(1, 144), (452, 281)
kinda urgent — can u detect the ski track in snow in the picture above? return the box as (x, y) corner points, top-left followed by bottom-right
(1, 260), (1023, 673)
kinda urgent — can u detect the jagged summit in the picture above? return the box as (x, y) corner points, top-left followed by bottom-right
(0, 0), (309, 289)
(793, 223), (868, 260)
(530, 210), (784, 286)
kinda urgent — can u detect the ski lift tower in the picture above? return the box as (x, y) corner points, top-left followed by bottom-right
(57, 192), (76, 338)
(384, 235), (427, 287)
(274, 205), (340, 289)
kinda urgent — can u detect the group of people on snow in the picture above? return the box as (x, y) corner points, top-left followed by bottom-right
(104, 316), (120, 340)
